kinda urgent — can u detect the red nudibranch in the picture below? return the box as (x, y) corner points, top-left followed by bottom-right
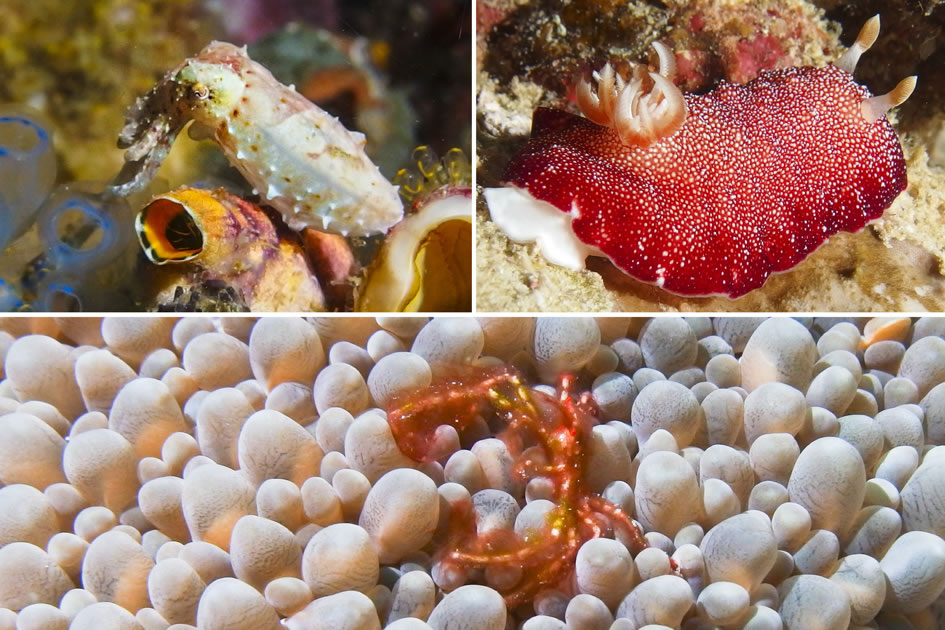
(484, 16), (917, 298)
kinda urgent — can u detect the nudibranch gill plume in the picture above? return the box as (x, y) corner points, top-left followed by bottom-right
(484, 16), (916, 299)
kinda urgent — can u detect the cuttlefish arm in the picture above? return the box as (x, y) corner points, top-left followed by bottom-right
(109, 61), (195, 197)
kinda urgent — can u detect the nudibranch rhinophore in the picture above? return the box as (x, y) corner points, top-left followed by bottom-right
(484, 16), (916, 299)
(111, 41), (403, 238)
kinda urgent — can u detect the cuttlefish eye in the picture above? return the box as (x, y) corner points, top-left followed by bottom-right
(136, 196), (204, 264)
(191, 82), (210, 100)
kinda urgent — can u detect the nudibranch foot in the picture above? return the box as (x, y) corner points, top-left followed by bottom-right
(111, 41), (403, 238)
(486, 15), (917, 299)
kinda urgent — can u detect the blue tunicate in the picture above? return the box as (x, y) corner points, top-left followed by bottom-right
(0, 279), (26, 311)
(0, 105), (57, 249)
(33, 272), (83, 312)
(37, 183), (134, 271)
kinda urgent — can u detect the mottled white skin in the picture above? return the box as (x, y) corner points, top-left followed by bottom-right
(701, 389), (744, 447)
(139, 347), (179, 380)
(364, 331), (404, 363)
(921, 384), (945, 444)
(743, 383), (807, 445)
(265, 382), (316, 425)
(829, 554), (885, 625)
(13, 401), (70, 437)
(591, 372), (636, 421)
(635, 451), (702, 538)
(236, 380), (266, 411)
(787, 437), (866, 540)
(750, 434), (800, 486)
(696, 581), (749, 625)
(874, 408), (924, 454)
(320, 451), (352, 483)
(180, 463), (256, 551)
(427, 585), (506, 630)
(806, 366), (857, 415)
(344, 411), (418, 484)
(74, 349), (137, 414)
(5, 336), (85, 420)
(837, 414), (885, 473)
(575, 537), (636, 610)
(161, 432), (200, 477)
(359, 468), (439, 564)
(635, 547), (672, 581)
(585, 424), (633, 493)
(792, 529), (839, 576)
(58, 588), (96, 621)
(740, 319), (818, 393)
(300, 476), (343, 526)
(884, 376), (918, 407)
(194, 388), (255, 470)
(703, 478), (742, 527)
(195, 577), (280, 630)
(253, 478), (304, 533)
(444, 449), (486, 495)
(178, 541), (233, 585)
(229, 515), (301, 591)
(898, 336), (945, 398)
(0, 414), (65, 490)
(701, 444), (754, 506)
(101, 318), (175, 370)
(879, 530), (945, 614)
(531, 317), (600, 382)
(875, 445), (919, 490)
(333, 467), (371, 522)
(471, 438), (521, 496)
(388, 570), (436, 624)
(147, 557), (205, 625)
(772, 502), (812, 553)
(109, 378), (188, 459)
(700, 511), (777, 592)
(173, 42), (403, 237)
(16, 603), (69, 630)
(248, 318), (325, 391)
(385, 620), (434, 630)
(73, 506), (117, 543)
(521, 616), (567, 630)
(301, 523), (378, 598)
(639, 318), (698, 375)
(182, 332), (252, 391)
(237, 409), (323, 487)
(778, 575), (850, 630)
(616, 575), (694, 629)
(70, 602), (142, 630)
(327, 347), (371, 387)
(313, 363), (370, 415)
(264, 577), (313, 617)
(900, 457), (945, 537)
(763, 550), (793, 592)
(632, 380), (703, 448)
(0, 543), (73, 611)
(367, 352), (432, 409)
(82, 530), (154, 612)
(737, 605), (783, 630)
(63, 428), (139, 513)
(285, 590), (381, 630)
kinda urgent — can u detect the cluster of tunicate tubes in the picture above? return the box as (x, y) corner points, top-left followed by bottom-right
(0, 105), (135, 311)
